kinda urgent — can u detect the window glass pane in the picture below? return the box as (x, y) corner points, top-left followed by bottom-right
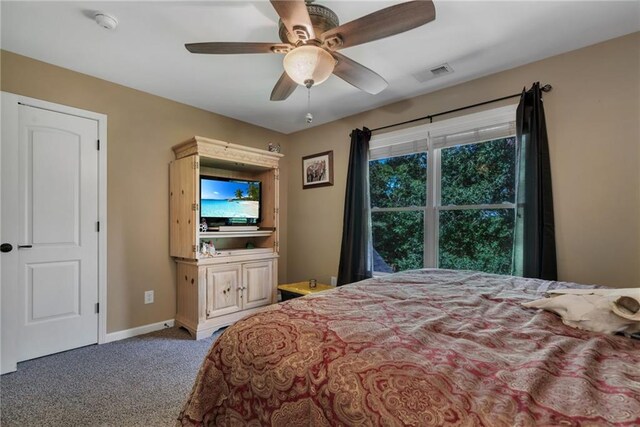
(370, 153), (427, 208)
(441, 137), (516, 206)
(438, 209), (515, 275)
(372, 211), (424, 273)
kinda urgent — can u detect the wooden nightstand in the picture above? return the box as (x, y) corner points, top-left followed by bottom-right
(278, 282), (333, 301)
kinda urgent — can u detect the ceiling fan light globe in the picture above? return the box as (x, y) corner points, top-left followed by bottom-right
(283, 45), (335, 87)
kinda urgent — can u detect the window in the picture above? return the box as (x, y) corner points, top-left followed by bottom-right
(369, 105), (518, 275)
(370, 153), (427, 273)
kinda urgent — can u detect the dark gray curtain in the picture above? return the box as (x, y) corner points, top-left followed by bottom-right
(337, 128), (373, 285)
(512, 82), (557, 280)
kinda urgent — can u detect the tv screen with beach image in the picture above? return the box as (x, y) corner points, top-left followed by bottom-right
(200, 178), (260, 219)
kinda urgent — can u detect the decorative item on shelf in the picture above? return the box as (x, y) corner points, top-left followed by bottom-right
(246, 242), (255, 249)
(200, 240), (217, 257)
(200, 218), (208, 232)
(309, 279), (317, 289)
(267, 142), (281, 153)
(302, 150), (334, 189)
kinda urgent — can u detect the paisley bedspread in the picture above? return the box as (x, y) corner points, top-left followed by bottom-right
(178, 269), (640, 426)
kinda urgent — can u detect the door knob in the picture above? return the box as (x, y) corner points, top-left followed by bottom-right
(0, 243), (13, 253)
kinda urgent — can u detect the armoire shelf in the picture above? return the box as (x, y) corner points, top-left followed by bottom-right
(199, 230), (274, 239)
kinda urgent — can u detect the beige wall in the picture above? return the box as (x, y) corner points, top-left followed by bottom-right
(285, 32), (640, 288)
(1, 31), (638, 336)
(0, 50), (289, 333)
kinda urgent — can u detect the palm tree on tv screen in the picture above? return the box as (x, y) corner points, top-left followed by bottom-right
(247, 183), (259, 201)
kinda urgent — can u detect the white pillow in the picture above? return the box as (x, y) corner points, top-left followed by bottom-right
(522, 288), (640, 335)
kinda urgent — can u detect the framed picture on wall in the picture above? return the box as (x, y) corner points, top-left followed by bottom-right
(302, 150), (334, 189)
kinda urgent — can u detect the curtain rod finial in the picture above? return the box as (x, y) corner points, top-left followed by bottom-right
(541, 84), (552, 92)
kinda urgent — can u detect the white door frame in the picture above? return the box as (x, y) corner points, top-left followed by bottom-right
(0, 92), (107, 373)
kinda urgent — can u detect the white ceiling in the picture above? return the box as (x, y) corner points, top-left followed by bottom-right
(2, 1), (639, 134)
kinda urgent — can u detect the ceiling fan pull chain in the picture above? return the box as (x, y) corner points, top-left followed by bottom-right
(306, 86), (313, 124)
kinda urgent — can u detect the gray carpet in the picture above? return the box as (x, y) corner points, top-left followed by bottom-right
(1, 326), (222, 427)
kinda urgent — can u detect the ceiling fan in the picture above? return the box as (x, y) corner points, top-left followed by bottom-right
(185, 0), (436, 101)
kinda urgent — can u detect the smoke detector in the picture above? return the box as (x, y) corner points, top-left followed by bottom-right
(412, 63), (454, 83)
(94, 12), (118, 30)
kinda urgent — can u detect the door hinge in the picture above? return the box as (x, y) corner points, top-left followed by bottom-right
(96, 221), (100, 232)
(274, 208), (279, 215)
(192, 245), (198, 253)
(274, 169), (280, 180)
(96, 302), (100, 314)
(97, 139), (100, 150)
(274, 241), (279, 250)
(193, 161), (199, 169)
(192, 203), (199, 211)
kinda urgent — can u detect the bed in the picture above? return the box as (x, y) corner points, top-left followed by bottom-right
(178, 269), (640, 426)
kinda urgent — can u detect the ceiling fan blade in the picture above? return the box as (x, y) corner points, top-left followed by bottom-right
(185, 42), (288, 55)
(322, 1), (435, 50)
(270, 0), (316, 43)
(332, 52), (388, 95)
(270, 72), (298, 101)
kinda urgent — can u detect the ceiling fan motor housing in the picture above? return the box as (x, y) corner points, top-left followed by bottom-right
(278, 3), (339, 45)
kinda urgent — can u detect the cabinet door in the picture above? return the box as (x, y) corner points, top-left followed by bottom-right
(206, 265), (242, 318)
(169, 155), (199, 258)
(242, 261), (273, 310)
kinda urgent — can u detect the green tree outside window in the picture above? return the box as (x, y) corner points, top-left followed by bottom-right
(370, 137), (516, 275)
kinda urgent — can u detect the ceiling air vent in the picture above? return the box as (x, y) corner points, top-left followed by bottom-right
(412, 63), (454, 83)
(430, 63), (453, 76)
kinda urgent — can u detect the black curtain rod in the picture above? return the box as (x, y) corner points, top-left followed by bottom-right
(370, 83), (552, 133)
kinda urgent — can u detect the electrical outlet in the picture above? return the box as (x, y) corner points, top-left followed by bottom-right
(144, 290), (154, 304)
(331, 276), (337, 286)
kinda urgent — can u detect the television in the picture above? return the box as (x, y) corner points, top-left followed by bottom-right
(200, 176), (261, 227)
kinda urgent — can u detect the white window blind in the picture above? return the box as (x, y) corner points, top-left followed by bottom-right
(369, 106), (516, 161)
(431, 121), (516, 149)
(369, 138), (428, 161)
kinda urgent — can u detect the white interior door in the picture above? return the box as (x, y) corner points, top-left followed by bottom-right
(9, 104), (99, 362)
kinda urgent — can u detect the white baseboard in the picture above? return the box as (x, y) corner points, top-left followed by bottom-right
(104, 319), (175, 343)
